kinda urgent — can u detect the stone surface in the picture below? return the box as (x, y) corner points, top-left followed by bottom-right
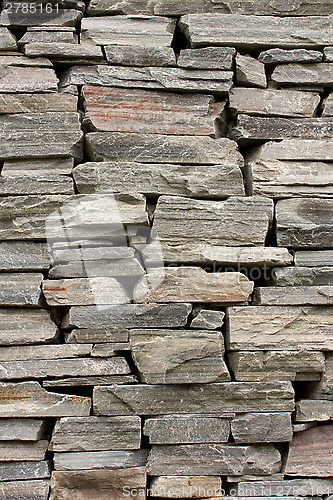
(0, 440), (48, 461)
(50, 416), (141, 451)
(295, 400), (333, 422)
(295, 251), (333, 267)
(308, 353), (333, 400)
(49, 258), (145, 279)
(150, 476), (222, 498)
(229, 88), (320, 117)
(178, 47), (235, 70)
(0, 309), (57, 346)
(2, 157), (74, 176)
(190, 310), (225, 329)
(63, 303), (191, 329)
(272, 63), (333, 87)
(0, 461), (51, 481)
(227, 306), (333, 351)
(23, 42), (103, 63)
(0, 273), (43, 306)
(0, 8), (82, 28)
(143, 416), (230, 444)
(0, 66), (58, 93)
(129, 328), (230, 383)
(49, 467), (146, 500)
(235, 54), (266, 88)
(285, 425), (333, 476)
(179, 14), (333, 49)
(253, 286), (333, 305)
(82, 85), (225, 136)
(0, 344), (92, 361)
(322, 91), (333, 116)
(258, 48), (323, 65)
(43, 375), (138, 387)
(324, 47), (333, 61)
(0, 480), (50, 500)
(65, 328), (130, 343)
(73, 160), (245, 199)
(0, 93), (77, 114)
(253, 139), (333, 161)
(18, 27), (78, 45)
(229, 351), (325, 381)
(53, 449), (149, 471)
(276, 198), (333, 248)
(93, 382), (294, 416)
(0, 174), (74, 196)
(0, 27), (17, 51)
(231, 413), (293, 443)
(273, 266), (333, 286)
(0, 419), (47, 441)
(105, 45), (175, 66)
(147, 443), (281, 476)
(235, 479), (333, 496)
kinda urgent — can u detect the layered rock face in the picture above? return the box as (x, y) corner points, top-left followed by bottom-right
(0, 1), (332, 499)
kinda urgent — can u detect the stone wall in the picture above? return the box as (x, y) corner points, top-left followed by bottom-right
(0, 1), (332, 499)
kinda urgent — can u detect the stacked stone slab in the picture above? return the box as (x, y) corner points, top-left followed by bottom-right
(0, 0), (332, 499)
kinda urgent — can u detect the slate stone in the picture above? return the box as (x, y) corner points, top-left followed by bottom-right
(273, 267), (333, 286)
(0, 174), (74, 196)
(276, 198), (333, 248)
(229, 88), (320, 117)
(52, 246), (135, 263)
(19, 27), (78, 45)
(73, 160), (245, 199)
(295, 251), (333, 267)
(272, 63), (333, 87)
(0, 242), (51, 271)
(0, 440), (48, 461)
(105, 45), (175, 66)
(50, 416), (141, 451)
(285, 425), (333, 476)
(0, 480), (50, 500)
(235, 54), (266, 88)
(236, 479), (333, 497)
(231, 413), (293, 443)
(2, 157), (74, 176)
(0, 55), (52, 67)
(150, 476), (222, 498)
(0, 93), (77, 113)
(308, 353), (333, 400)
(0, 309), (57, 346)
(49, 467), (146, 500)
(179, 14), (333, 50)
(144, 416), (230, 444)
(0, 273), (43, 306)
(0, 8), (83, 28)
(43, 375), (138, 387)
(253, 286), (333, 306)
(190, 310), (225, 329)
(129, 328), (230, 384)
(178, 47), (235, 70)
(49, 258), (145, 279)
(0, 419), (47, 441)
(227, 306), (333, 351)
(62, 303), (191, 329)
(23, 42), (103, 64)
(147, 443), (281, 476)
(0, 65), (58, 93)
(259, 48), (323, 65)
(228, 351), (325, 381)
(322, 91), (333, 116)
(93, 382), (294, 416)
(53, 449), (149, 471)
(324, 47), (333, 61)
(65, 328), (129, 343)
(0, 344), (92, 362)
(295, 400), (333, 422)
(91, 343), (130, 357)
(0, 461), (51, 481)
(251, 139), (333, 161)
(0, 27), (17, 51)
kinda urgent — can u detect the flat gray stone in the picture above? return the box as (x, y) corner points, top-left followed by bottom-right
(23, 42), (103, 64)
(0, 8), (82, 28)
(49, 258), (145, 279)
(19, 27), (78, 45)
(0, 480), (50, 500)
(0, 344), (92, 362)
(0, 65), (58, 93)
(253, 286), (333, 306)
(105, 45), (175, 66)
(53, 449), (149, 471)
(178, 47), (235, 70)
(0, 174), (74, 196)
(295, 400), (333, 422)
(0, 93), (77, 113)
(272, 63), (333, 87)
(0, 242), (51, 271)
(259, 48), (322, 65)
(273, 267), (333, 286)
(0, 309), (57, 346)
(0, 440), (48, 461)
(295, 251), (333, 267)
(0, 461), (51, 481)
(235, 54), (266, 88)
(231, 413), (293, 443)
(43, 375), (138, 387)
(0, 27), (17, 51)
(65, 328), (129, 343)
(2, 158), (74, 176)
(0, 273), (43, 306)
(251, 139), (333, 161)
(0, 419), (47, 441)
(190, 310), (225, 329)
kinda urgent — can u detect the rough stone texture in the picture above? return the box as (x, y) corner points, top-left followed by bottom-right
(235, 479), (333, 496)
(0, 419), (47, 441)
(105, 45), (175, 66)
(150, 476), (222, 498)
(0, 273), (43, 306)
(285, 425), (333, 476)
(0, 27), (17, 50)
(179, 14), (333, 49)
(0, 93), (77, 113)
(190, 310), (225, 329)
(272, 63), (333, 87)
(65, 328), (130, 343)
(0, 174), (75, 196)
(276, 198), (333, 248)
(229, 88), (320, 117)
(0, 440), (48, 461)
(295, 250), (333, 267)
(2, 157), (74, 176)
(235, 54), (266, 88)
(227, 306), (333, 351)
(73, 161), (245, 199)
(43, 375), (138, 387)
(231, 413), (293, 443)
(253, 139), (333, 161)
(129, 328), (230, 383)
(0, 461), (51, 482)
(0, 8), (83, 28)
(0, 309), (57, 346)
(53, 449), (149, 470)
(258, 48), (323, 65)
(143, 416), (230, 444)
(273, 266), (333, 286)
(322, 91), (333, 116)
(0, 66), (58, 93)
(295, 400), (333, 422)
(308, 353), (333, 400)
(23, 42), (103, 64)
(178, 47), (235, 70)
(50, 416), (141, 451)
(0, 480), (50, 500)
(93, 382), (294, 416)
(0, 344), (93, 361)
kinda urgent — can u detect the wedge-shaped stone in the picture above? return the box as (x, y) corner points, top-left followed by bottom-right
(276, 198), (333, 248)
(0, 27), (17, 50)
(259, 48), (323, 65)
(0, 309), (57, 346)
(229, 351), (325, 381)
(93, 382), (294, 415)
(255, 139), (333, 161)
(134, 268), (253, 304)
(236, 478), (333, 496)
(0, 480), (50, 500)
(227, 306), (333, 351)
(179, 14), (333, 49)
(54, 449), (149, 471)
(0, 381), (90, 417)
(0, 440), (48, 461)
(86, 133), (237, 164)
(272, 63), (333, 87)
(229, 88), (320, 117)
(0, 174), (74, 196)
(23, 42), (103, 63)
(0, 419), (47, 441)
(44, 375), (137, 387)
(231, 116), (333, 144)
(0, 344), (92, 362)
(0, 112), (82, 160)
(295, 400), (333, 422)
(82, 86), (225, 136)
(3, 157), (74, 176)
(150, 476), (222, 498)
(49, 467), (146, 500)
(254, 286), (333, 305)
(0, 8), (82, 28)
(309, 353), (333, 400)
(235, 54), (266, 88)
(147, 443), (281, 476)
(73, 161), (245, 198)
(129, 329), (230, 384)
(273, 267), (333, 286)
(63, 303), (191, 329)
(231, 413), (292, 443)
(50, 416), (141, 452)
(43, 277), (130, 306)
(144, 416), (230, 444)
(286, 425), (333, 476)
(0, 242), (51, 272)
(105, 45), (175, 67)
(0, 93), (77, 113)
(18, 26), (78, 45)
(81, 15), (176, 47)
(178, 47), (235, 70)
(190, 310), (225, 329)
(322, 91), (333, 116)
(146, 67), (233, 93)
(0, 273), (43, 306)
(0, 65), (58, 93)
(295, 251), (333, 267)
(0, 461), (51, 481)
(153, 196), (273, 247)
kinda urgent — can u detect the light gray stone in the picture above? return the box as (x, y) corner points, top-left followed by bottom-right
(0, 93), (77, 113)
(0, 242), (51, 271)
(0, 381), (90, 417)
(50, 416), (141, 451)
(178, 47), (235, 70)
(0, 419), (47, 441)
(93, 382), (294, 416)
(0, 309), (57, 346)
(23, 42), (103, 63)
(2, 157), (74, 175)
(53, 449), (149, 471)
(258, 48), (323, 65)
(249, 139), (333, 161)
(273, 267), (333, 286)
(0, 480), (50, 500)
(0, 27), (17, 51)
(253, 286), (333, 305)
(235, 54), (266, 88)
(144, 416), (230, 444)
(43, 375), (138, 387)
(129, 329), (230, 384)
(19, 27), (77, 45)
(295, 251), (333, 267)
(49, 258), (145, 279)
(52, 246), (135, 263)
(227, 306), (333, 351)
(308, 353), (333, 400)
(0, 65), (58, 93)
(190, 310), (225, 329)
(236, 478), (333, 496)
(324, 47), (333, 61)
(0, 461), (51, 481)
(0, 273), (43, 306)
(295, 400), (333, 422)
(0, 344), (92, 362)
(0, 55), (52, 67)
(322, 91), (333, 116)
(276, 198), (333, 248)
(272, 63), (333, 87)
(0, 8), (82, 28)
(0, 440), (48, 461)
(231, 413), (293, 443)
(0, 174), (74, 196)
(105, 45), (175, 66)
(65, 328), (129, 343)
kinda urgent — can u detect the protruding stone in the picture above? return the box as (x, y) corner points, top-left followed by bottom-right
(0, 27), (17, 50)
(231, 413), (293, 443)
(0, 419), (47, 441)
(252, 139), (333, 161)
(253, 286), (333, 305)
(272, 63), (333, 87)
(178, 47), (235, 70)
(273, 267), (333, 286)
(0, 440), (48, 461)
(322, 91), (333, 116)
(23, 42), (103, 64)
(0, 344), (93, 362)
(308, 353), (333, 400)
(295, 400), (333, 422)
(0, 8), (83, 28)
(235, 54), (266, 88)
(258, 48), (323, 65)
(0, 66), (58, 93)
